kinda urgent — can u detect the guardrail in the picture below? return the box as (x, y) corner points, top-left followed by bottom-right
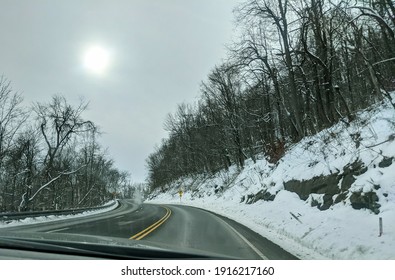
(0, 200), (119, 222)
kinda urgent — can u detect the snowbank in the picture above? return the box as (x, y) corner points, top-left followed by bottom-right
(0, 200), (119, 228)
(148, 96), (395, 259)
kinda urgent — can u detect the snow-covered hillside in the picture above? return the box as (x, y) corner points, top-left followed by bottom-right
(148, 95), (395, 259)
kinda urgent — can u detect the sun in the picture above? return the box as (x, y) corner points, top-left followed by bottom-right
(83, 45), (111, 75)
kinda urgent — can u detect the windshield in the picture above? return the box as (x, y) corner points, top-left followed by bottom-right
(0, 0), (394, 273)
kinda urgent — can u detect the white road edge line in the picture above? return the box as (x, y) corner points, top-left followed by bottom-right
(46, 227), (70, 233)
(222, 220), (269, 260)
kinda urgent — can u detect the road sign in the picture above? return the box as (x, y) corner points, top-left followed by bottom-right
(178, 189), (184, 202)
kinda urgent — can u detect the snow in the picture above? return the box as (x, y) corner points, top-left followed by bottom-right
(0, 200), (119, 228)
(148, 96), (395, 260)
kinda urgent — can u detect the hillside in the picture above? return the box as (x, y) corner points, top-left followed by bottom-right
(148, 94), (395, 259)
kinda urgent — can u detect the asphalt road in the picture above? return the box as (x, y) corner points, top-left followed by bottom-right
(0, 200), (297, 259)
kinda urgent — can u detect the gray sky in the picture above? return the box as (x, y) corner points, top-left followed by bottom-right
(0, 0), (240, 182)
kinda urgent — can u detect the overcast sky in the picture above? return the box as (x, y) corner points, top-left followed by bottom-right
(0, 0), (240, 182)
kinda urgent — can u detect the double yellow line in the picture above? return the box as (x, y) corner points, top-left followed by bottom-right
(129, 206), (172, 240)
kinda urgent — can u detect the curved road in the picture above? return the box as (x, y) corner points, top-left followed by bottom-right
(0, 200), (297, 259)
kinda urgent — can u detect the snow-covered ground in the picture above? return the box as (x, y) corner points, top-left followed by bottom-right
(0, 200), (119, 228)
(148, 96), (395, 260)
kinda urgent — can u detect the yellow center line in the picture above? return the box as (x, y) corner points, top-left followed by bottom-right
(129, 206), (172, 240)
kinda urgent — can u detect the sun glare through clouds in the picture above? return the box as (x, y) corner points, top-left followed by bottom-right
(83, 45), (111, 75)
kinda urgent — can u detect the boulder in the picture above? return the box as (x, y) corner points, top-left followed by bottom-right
(284, 172), (339, 201)
(245, 189), (276, 204)
(378, 156), (393, 168)
(244, 159), (381, 214)
(283, 159), (376, 212)
(350, 192), (380, 214)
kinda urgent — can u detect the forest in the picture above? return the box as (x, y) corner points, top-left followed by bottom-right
(0, 88), (132, 212)
(146, 0), (395, 191)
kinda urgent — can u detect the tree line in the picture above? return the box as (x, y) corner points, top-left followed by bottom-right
(146, 0), (395, 191)
(0, 79), (133, 212)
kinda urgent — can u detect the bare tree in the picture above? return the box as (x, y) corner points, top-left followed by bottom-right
(0, 77), (27, 168)
(236, 0), (305, 139)
(0, 77), (28, 211)
(19, 95), (96, 210)
(34, 95), (95, 175)
(202, 64), (247, 168)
